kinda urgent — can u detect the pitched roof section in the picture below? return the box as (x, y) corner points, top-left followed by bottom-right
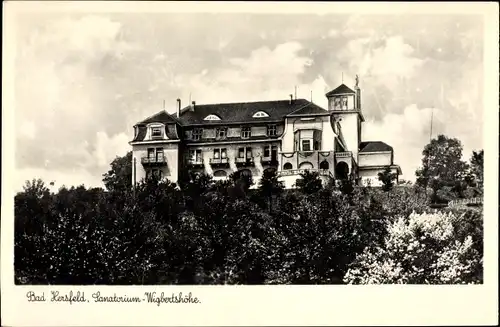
(325, 84), (355, 97)
(176, 99), (313, 125)
(287, 102), (329, 116)
(137, 110), (179, 125)
(359, 141), (394, 153)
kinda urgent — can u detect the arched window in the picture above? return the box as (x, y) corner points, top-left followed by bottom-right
(283, 163), (293, 170)
(252, 111), (270, 118)
(335, 162), (349, 180)
(204, 114), (221, 121)
(213, 170), (227, 177)
(320, 160), (329, 170)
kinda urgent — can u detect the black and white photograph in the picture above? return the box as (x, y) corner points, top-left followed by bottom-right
(2, 1), (498, 326)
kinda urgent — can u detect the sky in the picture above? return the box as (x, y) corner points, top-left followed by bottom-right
(13, 11), (484, 191)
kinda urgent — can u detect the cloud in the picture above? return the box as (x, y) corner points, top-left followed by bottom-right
(173, 41), (322, 106)
(92, 132), (131, 167)
(15, 14), (138, 187)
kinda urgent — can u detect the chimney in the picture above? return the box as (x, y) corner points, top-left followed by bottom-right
(190, 101), (196, 112)
(176, 98), (181, 118)
(289, 94), (293, 104)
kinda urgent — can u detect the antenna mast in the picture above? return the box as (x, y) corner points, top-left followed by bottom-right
(294, 86), (297, 100)
(429, 107), (434, 142)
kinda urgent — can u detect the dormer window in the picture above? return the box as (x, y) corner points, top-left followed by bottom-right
(192, 128), (203, 141)
(267, 124), (277, 136)
(215, 127), (227, 140)
(241, 126), (251, 139)
(252, 111), (269, 118)
(204, 114), (221, 121)
(151, 127), (163, 139)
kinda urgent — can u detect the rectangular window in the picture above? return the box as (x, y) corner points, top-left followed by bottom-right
(263, 146), (271, 158)
(342, 97), (348, 109)
(241, 126), (251, 138)
(221, 148), (227, 159)
(213, 149), (220, 159)
(334, 98), (341, 110)
(246, 147), (252, 159)
(267, 124), (277, 136)
(156, 148), (164, 161)
(302, 140), (312, 152)
(151, 127), (162, 138)
(189, 149), (202, 162)
(192, 128), (203, 141)
(238, 147), (245, 158)
(148, 148), (155, 159)
(215, 127), (227, 140)
(271, 145), (278, 159)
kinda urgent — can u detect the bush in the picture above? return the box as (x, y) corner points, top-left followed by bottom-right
(344, 211), (483, 284)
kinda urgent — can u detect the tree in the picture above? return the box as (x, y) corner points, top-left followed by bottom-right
(295, 170), (323, 194)
(378, 167), (397, 191)
(469, 150), (484, 191)
(257, 169), (284, 213)
(415, 135), (469, 202)
(102, 151), (132, 192)
(344, 211), (483, 284)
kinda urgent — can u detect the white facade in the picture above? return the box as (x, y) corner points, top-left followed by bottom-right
(130, 81), (401, 188)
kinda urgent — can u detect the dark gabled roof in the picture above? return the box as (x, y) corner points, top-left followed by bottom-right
(359, 141), (393, 153)
(325, 84), (355, 97)
(137, 110), (180, 125)
(287, 102), (329, 116)
(176, 99), (312, 125)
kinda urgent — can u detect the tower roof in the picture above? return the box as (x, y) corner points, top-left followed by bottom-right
(325, 84), (355, 97)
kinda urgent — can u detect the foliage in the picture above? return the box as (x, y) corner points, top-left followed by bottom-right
(378, 167), (397, 191)
(102, 151), (132, 192)
(257, 169), (284, 213)
(295, 170), (323, 194)
(344, 211), (483, 284)
(415, 135), (470, 203)
(468, 149), (484, 192)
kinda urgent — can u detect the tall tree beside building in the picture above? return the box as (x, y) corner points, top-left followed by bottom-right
(102, 151), (133, 192)
(415, 135), (469, 202)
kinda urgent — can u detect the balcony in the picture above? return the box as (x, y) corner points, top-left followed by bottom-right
(335, 151), (352, 158)
(141, 156), (167, 166)
(278, 168), (332, 177)
(187, 158), (204, 168)
(210, 157), (229, 167)
(235, 157), (254, 167)
(261, 156), (278, 166)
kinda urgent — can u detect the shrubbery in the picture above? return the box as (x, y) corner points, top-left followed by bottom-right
(344, 210), (483, 284)
(14, 170), (483, 285)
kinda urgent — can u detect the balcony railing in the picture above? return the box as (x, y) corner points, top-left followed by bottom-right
(187, 158), (204, 167)
(141, 156), (167, 166)
(210, 158), (229, 165)
(235, 157), (254, 166)
(335, 151), (352, 158)
(278, 169), (332, 177)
